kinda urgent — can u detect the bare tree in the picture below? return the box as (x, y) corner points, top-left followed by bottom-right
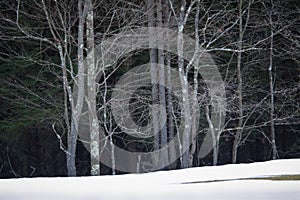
(267, 0), (278, 160)
(231, 0), (244, 164)
(86, 0), (100, 175)
(0, 0), (102, 176)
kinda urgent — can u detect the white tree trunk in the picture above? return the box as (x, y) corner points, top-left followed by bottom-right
(66, 0), (87, 176)
(268, 1), (278, 160)
(189, 0), (201, 167)
(205, 105), (219, 166)
(232, 0), (244, 164)
(178, 18), (191, 169)
(86, 0), (100, 175)
(164, 2), (176, 169)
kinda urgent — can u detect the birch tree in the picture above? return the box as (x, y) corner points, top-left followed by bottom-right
(267, 0), (278, 160)
(231, 0), (245, 164)
(86, 0), (100, 175)
(0, 0), (101, 176)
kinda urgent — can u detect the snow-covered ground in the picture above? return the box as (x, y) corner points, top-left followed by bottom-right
(0, 159), (300, 200)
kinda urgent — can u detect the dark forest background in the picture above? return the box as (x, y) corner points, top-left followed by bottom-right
(0, 0), (299, 178)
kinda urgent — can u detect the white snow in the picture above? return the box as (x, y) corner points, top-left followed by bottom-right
(0, 159), (300, 200)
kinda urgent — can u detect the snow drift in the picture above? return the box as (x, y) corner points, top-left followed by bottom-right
(0, 159), (300, 200)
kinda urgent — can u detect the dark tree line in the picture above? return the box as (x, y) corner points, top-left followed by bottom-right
(0, 0), (299, 177)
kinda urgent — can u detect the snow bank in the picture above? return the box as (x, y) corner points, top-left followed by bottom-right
(0, 159), (299, 200)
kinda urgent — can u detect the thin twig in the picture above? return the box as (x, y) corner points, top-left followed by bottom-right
(52, 122), (70, 156)
(29, 166), (36, 177)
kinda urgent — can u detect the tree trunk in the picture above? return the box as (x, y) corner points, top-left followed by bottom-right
(232, 0), (244, 164)
(268, 1), (277, 160)
(206, 105), (219, 166)
(67, 119), (78, 176)
(146, 0), (160, 169)
(157, 0), (169, 168)
(86, 0), (100, 175)
(66, 0), (88, 176)
(177, 2), (191, 169)
(164, 2), (176, 169)
(189, 0), (201, 167)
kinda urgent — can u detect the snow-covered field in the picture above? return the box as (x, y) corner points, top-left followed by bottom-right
(0, 159), (300, 200)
